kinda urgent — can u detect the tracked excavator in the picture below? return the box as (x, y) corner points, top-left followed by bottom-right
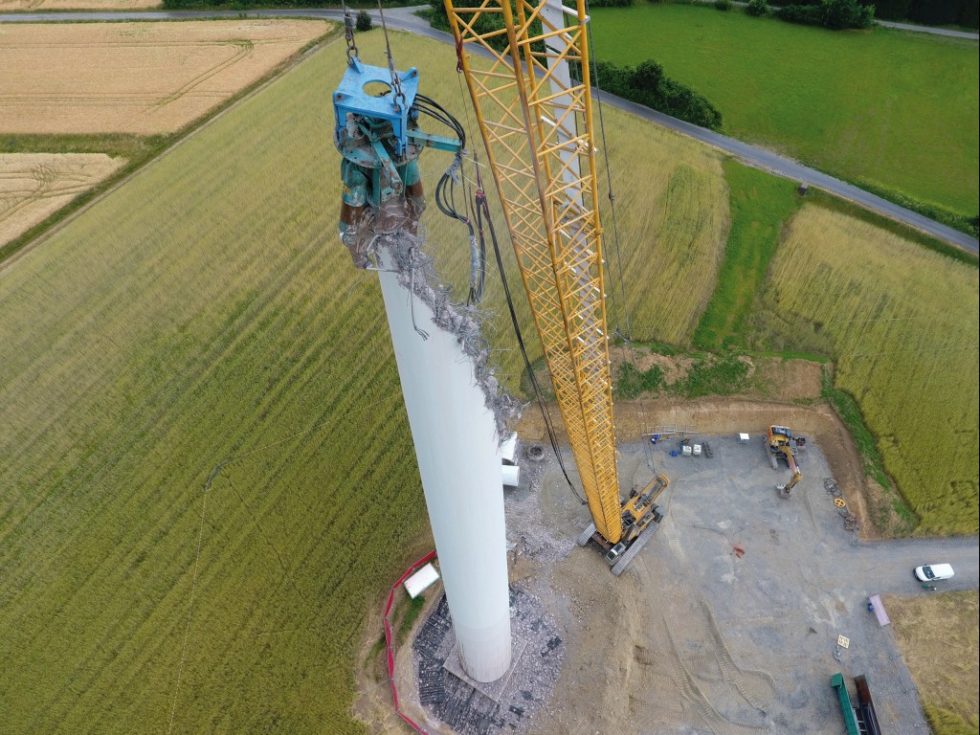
(331, 0), (668, 575)
(767, 425), (804, 497)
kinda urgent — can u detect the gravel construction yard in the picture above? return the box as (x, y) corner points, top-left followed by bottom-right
(389, 433), (978, 734)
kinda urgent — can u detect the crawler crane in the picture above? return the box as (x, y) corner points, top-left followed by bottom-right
(443, 0), (668, 574)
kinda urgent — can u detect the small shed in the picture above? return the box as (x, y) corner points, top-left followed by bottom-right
(404, 563), (440, 599)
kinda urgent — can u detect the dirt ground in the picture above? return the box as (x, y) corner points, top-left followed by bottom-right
(0, 152), (124, 245)
(752, 358), (823, 402)
(0, 20), (330, 134)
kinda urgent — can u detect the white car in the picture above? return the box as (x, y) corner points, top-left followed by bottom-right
(914, 563), (955, 582)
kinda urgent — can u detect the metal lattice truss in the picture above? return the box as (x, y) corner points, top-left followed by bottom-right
(445, 0), (624, 543)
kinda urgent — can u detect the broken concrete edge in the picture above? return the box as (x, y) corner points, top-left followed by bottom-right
(380, 229), (525, 443)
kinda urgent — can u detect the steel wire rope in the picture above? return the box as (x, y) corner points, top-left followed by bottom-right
(448, 46), (585, 502)
(454, 72), (483, 280)
(339, 0), (358, 64)
(583, 0), (658, 473)
(375, 0), (406, 106)
(480, 190), (586, 504)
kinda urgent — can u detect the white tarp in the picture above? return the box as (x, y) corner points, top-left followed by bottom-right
(500, 432), (519, 465)
(404, 563), (440, 599)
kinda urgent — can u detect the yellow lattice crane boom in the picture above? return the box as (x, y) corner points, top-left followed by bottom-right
(445, 0), (667, 571)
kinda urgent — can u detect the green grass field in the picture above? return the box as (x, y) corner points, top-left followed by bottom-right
(0, 29), (730, 732)
(693, 160), (801, 350)
(589, 3), (980, 223)
(766, 205), (979, 534)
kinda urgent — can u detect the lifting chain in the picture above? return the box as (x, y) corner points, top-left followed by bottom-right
(375, 0), (406, 109)
(341, 0), (358, 64)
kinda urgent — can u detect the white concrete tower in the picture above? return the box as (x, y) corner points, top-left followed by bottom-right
(376, 253), (512, 683)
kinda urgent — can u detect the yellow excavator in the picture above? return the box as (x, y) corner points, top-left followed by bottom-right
(443, 0), (668, 575)
(767, 425), (803, 497)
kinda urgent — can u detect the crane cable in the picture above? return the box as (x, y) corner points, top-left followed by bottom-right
(478, 183), (586, 505)
(448, 42), (584, 501)
(584, 0), (657, 471)
(375, 0), (406, 108)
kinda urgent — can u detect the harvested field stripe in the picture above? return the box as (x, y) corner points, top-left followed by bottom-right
(0, 153), (124, 247)
(153, 41), (254, 109)
(0, 20), (331, 135)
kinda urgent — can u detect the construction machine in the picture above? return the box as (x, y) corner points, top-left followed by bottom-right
(331, 8), (467, 267)
(331, 0), (668, 575)
(442, 0), (671, 575)
(767, 425), (804, 497)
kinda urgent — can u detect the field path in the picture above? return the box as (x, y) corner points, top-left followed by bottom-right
(684, 0), (980, 39)
(875, 19), (979, 39)
(1, 6), (977, 253)
(840, 536), (980, 595)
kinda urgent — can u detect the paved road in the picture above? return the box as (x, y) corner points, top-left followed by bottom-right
(877, 18), (979, 39)
(841, 536), (980, 595)
(3, 6), (978, 254)
(690, 0), (980, 39)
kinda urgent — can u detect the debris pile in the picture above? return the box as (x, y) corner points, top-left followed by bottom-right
(412, 587), (564, 735)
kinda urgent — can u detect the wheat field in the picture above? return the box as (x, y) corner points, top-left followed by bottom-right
(0, 28), (732, 732)
(0, 153), (124, 245)
(769, 206), (979, 535)
(0, 0), (158, 8)
(0, 21), (330, 134)
(886, 592), (979, 735)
